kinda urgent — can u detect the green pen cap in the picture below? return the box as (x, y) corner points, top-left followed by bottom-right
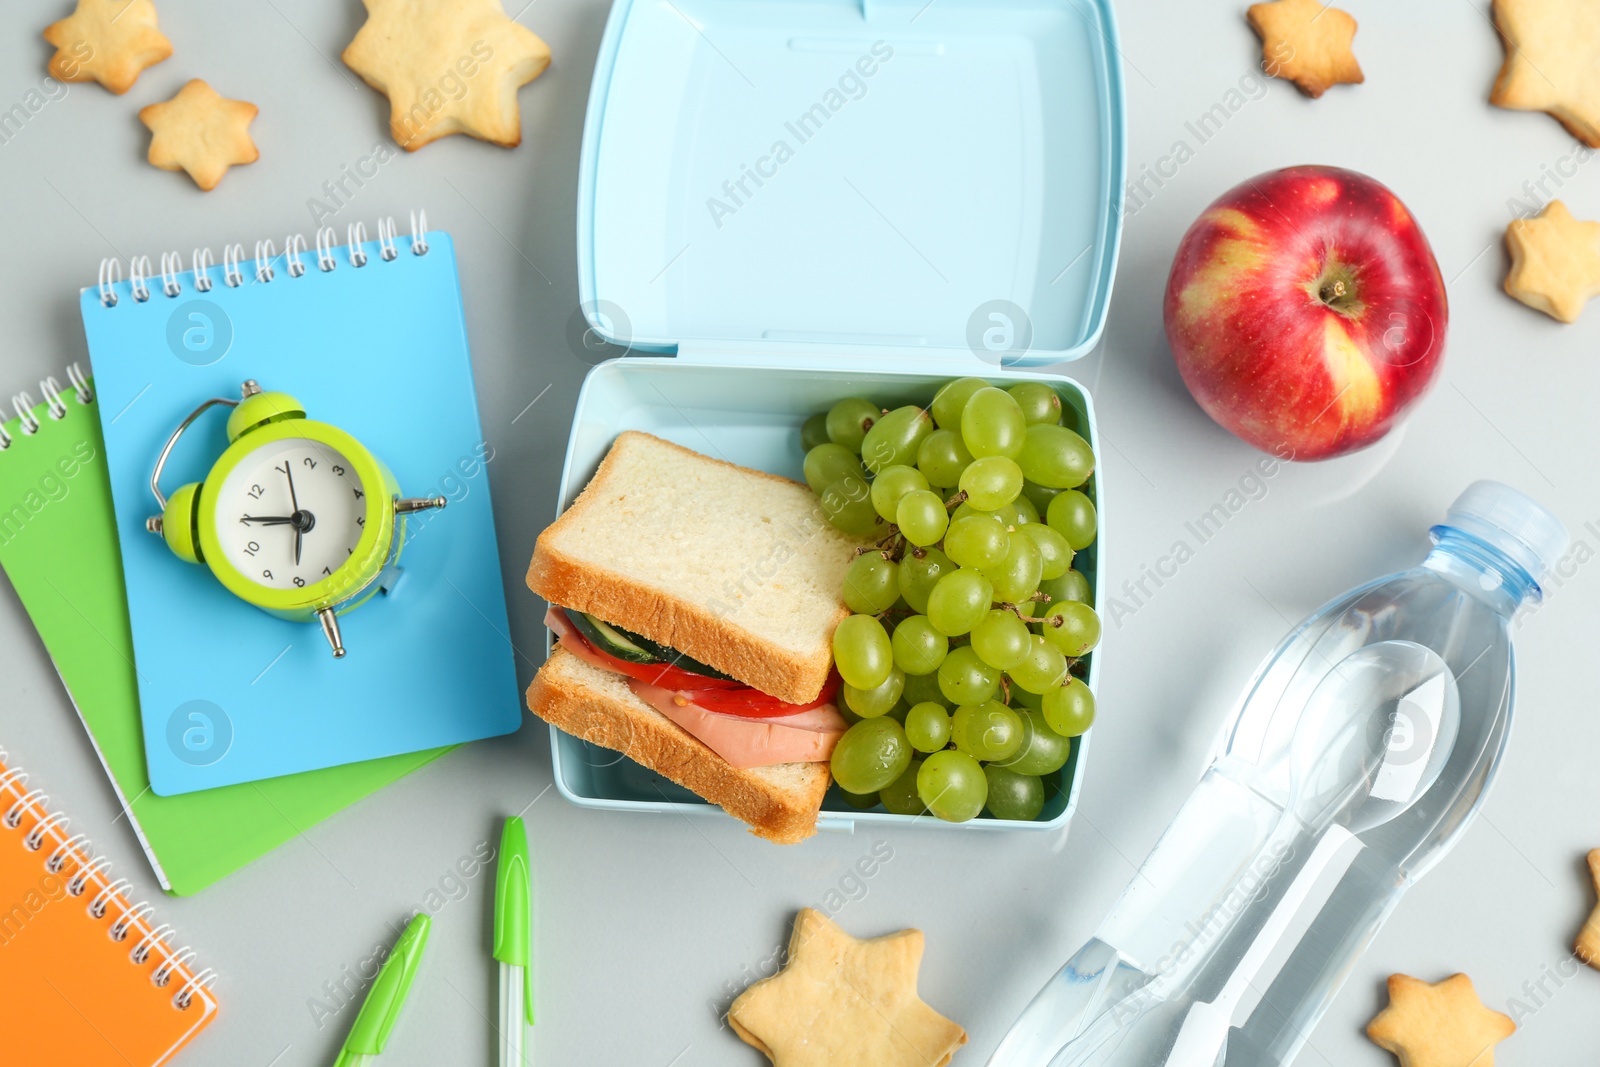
(493, 815), (535, 1024)
(337, 912), (431, 1063)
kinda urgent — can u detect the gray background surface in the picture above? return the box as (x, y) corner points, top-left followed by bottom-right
(2, 1), (1597, 1064)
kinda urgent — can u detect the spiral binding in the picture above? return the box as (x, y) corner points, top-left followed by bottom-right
(0, 363), (94, 451)
(0, 748), (217, 1012)
(93, 211), (432, 312)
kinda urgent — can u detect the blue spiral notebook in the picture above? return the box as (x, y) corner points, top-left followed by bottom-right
(80, 219), (520, 795)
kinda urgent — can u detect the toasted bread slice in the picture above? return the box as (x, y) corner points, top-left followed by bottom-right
(527, 431), (865, 704)
(528, 646), (830, 844)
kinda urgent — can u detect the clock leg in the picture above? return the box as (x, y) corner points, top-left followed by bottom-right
(318, 607), (346, 659)
(394, 496), (448, 515)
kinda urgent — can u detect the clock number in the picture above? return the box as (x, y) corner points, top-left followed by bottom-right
(356, 515), (365, 526)
(293, 577), (306, 588)
(262, 569), (273, 580)
(243, 540), (260, 557)
(248, 484), (265, 500)
(302, 457), (318, 470)
(332, 465), (346, 476)
(322, 566), (332, 576)
(353, 487), (364, 500)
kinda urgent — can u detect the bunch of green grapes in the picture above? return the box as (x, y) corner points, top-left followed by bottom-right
(800, 378), (1102, 823)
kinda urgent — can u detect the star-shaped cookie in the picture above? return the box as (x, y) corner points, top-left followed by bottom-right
(1574, 849), (1600, 967)
(1247, 0), (1364, 98)
(343, 0), (551, 151)
(1367, 973), (1515, 1067)
(1504, 199), (1600, 323)
(43, 0), (173, 95)
(729, 909), (966, 1067)
(138, 80), (259, 192)
(1491, 0), (1600, 147)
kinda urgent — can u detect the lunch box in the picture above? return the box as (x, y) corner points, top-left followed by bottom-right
(548, 0), (1126, 833)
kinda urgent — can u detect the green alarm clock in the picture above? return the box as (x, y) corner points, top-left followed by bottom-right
(145, 379), (445, 658)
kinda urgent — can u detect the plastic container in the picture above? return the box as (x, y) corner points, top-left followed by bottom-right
(987, 481), (1569, 1064)
(546, 0), (1128, 833)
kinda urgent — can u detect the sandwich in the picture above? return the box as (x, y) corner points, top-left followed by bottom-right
(525, 431), (867, 843)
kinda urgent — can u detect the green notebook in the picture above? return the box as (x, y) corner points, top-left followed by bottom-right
(0, 369), (450, 895)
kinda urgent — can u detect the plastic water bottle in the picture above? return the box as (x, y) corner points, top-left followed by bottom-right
(987, 481), (1567, 1067)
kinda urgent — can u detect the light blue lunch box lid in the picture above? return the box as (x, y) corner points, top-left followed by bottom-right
(575, 0), (1128, 366)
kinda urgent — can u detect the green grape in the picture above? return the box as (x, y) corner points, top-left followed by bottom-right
(917, 750), (988, 822)
(804, 443), (866, 495)
(1014, 597), (1040, 618)
(801, 412), (832, 452)
(838, 785), (880, 810)
(897, 491), (949, 548)
(952, 701), (1023, 761)
(902, 670), (944, 707)
(905, 702), (952, 753)
(830, 716), (912, 794)
(984, 765), (1045, 820)
(1019, 523), (1072, 580)
(899, 548), (954, 614)
(1018, 424), (1095, 489)
(930, 377), (991, 430)
(879, 759), (926, 815)
(981, 530), (1043, 603)
(925, 569), (993, 637)
(970, 609), (1031, 670)
(826, 397), (880, 452)
(917, 428), (974, 488)
(959, 386), (1027, 459)
(1012, 634), (1068, 694)
(844, 668), (904, 718)
(959, 456), (1024, 511)
(1038, 568), (1092, 608)
(944, 515), (1010, 569)
(871, 464), (929, 522)
(1021, 479), (1065, 517)
(861, 406), (935, 475)
(995, 710), (1073, 775)
(1042, 678), (1096, 736)
(1046, 489), (1098, 550)
(1009, 684), (1044, 711)
(1012, 493), (1040, 525)
(1042, 601), (1101, 657)
(1007, 382), (1064, 426)
(937, 646), (1001, 706)
(891, 615), (949, 675)
(832, 614), (893, 689)
(952, 500), (1030, 528)
(842, 552), (900, 615)
(820, 475), (882, 536)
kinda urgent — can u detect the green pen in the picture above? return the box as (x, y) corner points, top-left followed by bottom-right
(493, 816), (535, 1067)
(333, 912), (431, 1067)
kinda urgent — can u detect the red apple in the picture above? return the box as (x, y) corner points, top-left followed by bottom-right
(1163, 165), (1447, 460)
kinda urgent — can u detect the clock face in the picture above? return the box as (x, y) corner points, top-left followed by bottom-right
(214, 437), (370, 591)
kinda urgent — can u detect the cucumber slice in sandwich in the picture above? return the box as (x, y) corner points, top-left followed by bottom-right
(567, 611), (659, 664)
(563, 610), (735, 681)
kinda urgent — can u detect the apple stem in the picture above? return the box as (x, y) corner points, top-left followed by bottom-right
(1319, 278), (1348, 304)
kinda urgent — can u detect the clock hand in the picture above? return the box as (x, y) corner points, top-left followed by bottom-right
(242, 515), (295, 525)
(294, 524), (303, 565)
(282, 462), (300, 514)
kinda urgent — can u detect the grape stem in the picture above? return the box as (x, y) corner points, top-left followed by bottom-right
(943, 490), (967, 510)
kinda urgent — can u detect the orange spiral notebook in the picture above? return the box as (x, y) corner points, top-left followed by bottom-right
(0, 747), (217, 1064)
